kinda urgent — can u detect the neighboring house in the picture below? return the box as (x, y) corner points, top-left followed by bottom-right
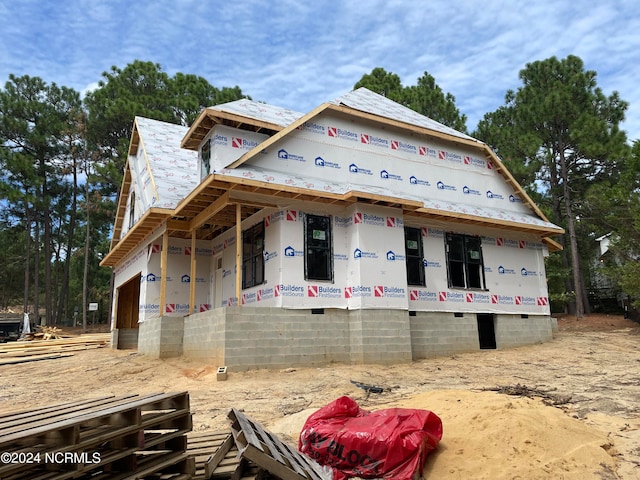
(592, 233), (617, 294)
(100, 88), (564, 370)
(592, 233), (635, 317)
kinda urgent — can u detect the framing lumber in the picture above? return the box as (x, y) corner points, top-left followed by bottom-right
(190, 192), (230, 230)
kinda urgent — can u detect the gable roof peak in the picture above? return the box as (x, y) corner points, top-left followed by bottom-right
(330, 87), (477, 143)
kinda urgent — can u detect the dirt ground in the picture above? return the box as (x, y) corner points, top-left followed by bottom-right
(1, 314), (639, 479)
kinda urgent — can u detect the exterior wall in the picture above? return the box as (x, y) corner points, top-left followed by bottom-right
(410, 312), (480, 358)
(494, 314), (554, 348)
(144, 238), (213, 318)
(207, 205), (551, 315)
(179, 307), (412, 371)
(410, 311), (553, 358)
(138, 316), (184, 358)
(183, 308), (227, 365)
(111, 328), (139, 349)
(347, 309), (413, 364)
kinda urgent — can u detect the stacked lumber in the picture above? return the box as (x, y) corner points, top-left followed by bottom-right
(20, 326), (65, 341)
(184, 411), (331, 480)
(0, 333), (110, 365)
(0, 392), (194, 480)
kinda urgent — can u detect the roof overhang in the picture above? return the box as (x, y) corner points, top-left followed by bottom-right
(181, 108), (288, 151)
(100, 208), (172, 267)
(102, 169), (564, 268)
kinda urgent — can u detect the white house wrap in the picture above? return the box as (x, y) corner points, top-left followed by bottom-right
(102, 88), (563, 368)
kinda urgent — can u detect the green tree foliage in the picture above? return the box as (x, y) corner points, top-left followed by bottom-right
(0, 75), (85, 323)
(585, 140), (640, 308)
(0, 61), (249, 324)
(354, 67), (405, 103)
(84, 60), (247, 175)
(354, 68), (467, 132)
(475, 56), (629, 317)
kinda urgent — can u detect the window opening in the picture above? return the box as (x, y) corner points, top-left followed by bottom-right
(445, 232), (486, 289)
(305, 214), (333, 281)
(405, 227), (425, 286)
(242, 221), (264, 289)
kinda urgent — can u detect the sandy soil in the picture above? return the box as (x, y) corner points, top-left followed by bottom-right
(1, 314), (639, 479)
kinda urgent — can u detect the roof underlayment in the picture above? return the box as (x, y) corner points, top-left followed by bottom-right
(103, 88), (564, 267)
(133, 117), (198, 209)
(330, 88), (478, 142)
(207, 98), (304, 127)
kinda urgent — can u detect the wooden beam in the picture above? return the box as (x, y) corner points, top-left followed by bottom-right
(166, 219), (191, 232)
(189, 192), (230, 231)
(235, 204), (242, 305)
(159, 230), (169, 316)
(189, 231), (197, 315)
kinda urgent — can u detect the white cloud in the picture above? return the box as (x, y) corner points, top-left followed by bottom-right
(1, 0), (639, 140)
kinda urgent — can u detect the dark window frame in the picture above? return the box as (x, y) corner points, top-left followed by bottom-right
(128, 191), (136, 229)
(404, 227), (426, 286)
(201, 138), (211, 176)
(445, 232), (486, 290)
(242, 221), (265, 289)
(304, 213), (333, 282)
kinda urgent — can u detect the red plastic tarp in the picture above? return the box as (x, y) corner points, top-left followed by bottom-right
(299, 396), (443, 480)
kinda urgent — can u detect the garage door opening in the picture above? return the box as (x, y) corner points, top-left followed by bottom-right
(115, 273), (141, 349)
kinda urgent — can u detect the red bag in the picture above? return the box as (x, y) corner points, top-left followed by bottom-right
(299, 396), (442, 480)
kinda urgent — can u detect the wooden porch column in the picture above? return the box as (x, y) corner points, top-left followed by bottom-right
(189, 230), (197, 314)
(159, 229), (169, 316)
(235, 203), (242, 305)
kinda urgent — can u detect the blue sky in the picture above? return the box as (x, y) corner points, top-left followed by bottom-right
(1, 0), (639, 141)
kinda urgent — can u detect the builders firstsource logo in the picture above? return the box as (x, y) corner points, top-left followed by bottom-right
(232, 137), (260, 150)
(360, 133), (389, 148)
(390, 140), (417, 154)
(327, 126), (358, 142)
(307, 285), (342, 298)
(373, 285), (406, 298)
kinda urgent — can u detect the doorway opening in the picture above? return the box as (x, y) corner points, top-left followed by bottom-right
(477, 313), (496, 349)
(115, 273), (141, 349)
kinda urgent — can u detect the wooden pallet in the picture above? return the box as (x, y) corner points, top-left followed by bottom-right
(228, 410), (331, 480)
(187, 430), (269, 480)
(0, 392), (194, 480)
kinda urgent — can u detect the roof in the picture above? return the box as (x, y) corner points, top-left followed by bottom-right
(103, 88), (564, 267)
(181, 99), (304, 150)
(131, 117), (198, 209)
(330, 88), (478, 143)
(217, 89), (557, 232)
(111, 117), (197, 250)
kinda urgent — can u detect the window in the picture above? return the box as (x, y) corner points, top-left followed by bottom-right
(128, 191), (136, 229)
(305, 214), (333, 281)
(242, 222), (264, 289)
(445, 233), (485, 289)
(201, 138), (211, 177)
(405, 227), (425, 286)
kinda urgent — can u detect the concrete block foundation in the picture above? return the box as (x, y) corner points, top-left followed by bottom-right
(138, 316), (184, 358)
(135, 308), (554, 369)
